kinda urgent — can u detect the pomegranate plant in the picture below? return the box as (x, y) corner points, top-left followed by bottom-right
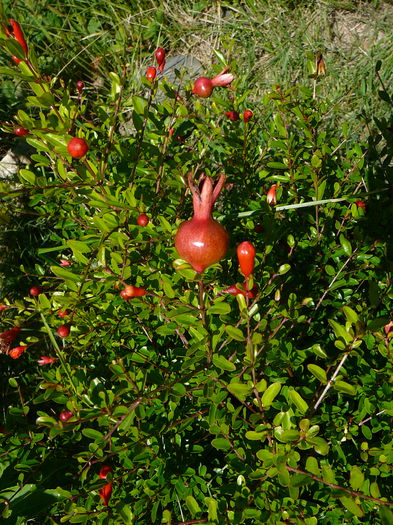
(0, 19), (392, 525)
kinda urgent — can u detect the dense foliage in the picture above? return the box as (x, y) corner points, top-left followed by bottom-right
(0, 10), (392, 525)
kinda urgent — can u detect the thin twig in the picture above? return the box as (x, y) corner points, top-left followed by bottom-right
(286, 466), (393, 507)
(314, 351), (350, 410)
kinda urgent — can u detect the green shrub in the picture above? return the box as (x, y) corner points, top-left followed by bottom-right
(0, 15), (392, 525)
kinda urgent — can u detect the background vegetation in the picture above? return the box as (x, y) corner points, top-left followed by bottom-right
(0, 0), (392, 523)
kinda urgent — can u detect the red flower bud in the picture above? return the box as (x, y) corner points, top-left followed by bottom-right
(237, 241), (256, 278)
(146, 66), (157, 83)
(9, 346), (27, 359)
(9, 19), (28, 55)
(38, 356), (58, 365)
(267, 184), (277, 205)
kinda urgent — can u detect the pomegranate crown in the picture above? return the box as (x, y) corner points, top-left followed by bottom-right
(187, 172), (226, 220)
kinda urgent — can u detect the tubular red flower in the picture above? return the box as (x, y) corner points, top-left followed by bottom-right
(38, 356), (58, 365)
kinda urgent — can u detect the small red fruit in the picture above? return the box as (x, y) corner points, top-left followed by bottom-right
(237, 241), (256, 278)
(224, 111), (240, 121)
(12, 56), (22, 64)
(146, 66), (157, 82)
(192, 77), (213, 98)
(58, 309), (71, 318)
(99, 465), (113, 479)
(30, 286), (41, 296)
(67, 137), (88, 159)
(121, 285), (147, 299)
(155, 47), (166, 72)
(14, 127), (29, 136)
(243, 110), (253, 123)
(59, 409), (73, 422)
(0, 305), (10, 312)
(137, 214), (149, 227)
(192, 67), (234, 98)
(57, 324), (70, 338)
(76, 80), (84, 92)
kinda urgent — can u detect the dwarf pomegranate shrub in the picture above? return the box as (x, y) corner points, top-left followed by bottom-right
(0, 22), (392, 525)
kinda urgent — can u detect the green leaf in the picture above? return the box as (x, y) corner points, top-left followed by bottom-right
(380, 506), (393, 525)
(342, 306), (358, 324)
(267, 161), (288, 169)
(349, 466), (364, 491)
(224, 325), (245, 341)
(82, 428), (104, 441)
(307, 364), (327, 383)
(245, 431), (266, 441)
(212, 354), (236, 372)
(261, 382), (281, 408)
(339, 497), (364, 517)
(274, 429), (300, 442)
(205, 496), (218, 521)
(278, 264), (291, 275)
(227, 382), (252, 401)
(211, 437), (231, 451)
(51, 266), (80, 282)
(328, 319), (352, 344)
(185, 495), (201, 517)
(288, 389), (308, 414)
(207, 302), (231, 315)
(305, 456), (320, 476)
(339, 234), (352, 256)
(333, 381), (356, 395)
(19, 169), (36, 184)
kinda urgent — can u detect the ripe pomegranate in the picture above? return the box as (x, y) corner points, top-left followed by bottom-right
(237, 241), (256, 278)
(121, 285), (147, 299)
(137, 214), (149, 226)
(14, 127), (29, 136)
(76, 80), (84, 92)
(67, 137), (88, 159)
(175, 173), (228, 273)
(59, 409), (73, 422)
(57, 324), (70, 338)
(30, 286), (41, 296)
(146, 66), (157, 82)
(192, 66), (234, 98)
